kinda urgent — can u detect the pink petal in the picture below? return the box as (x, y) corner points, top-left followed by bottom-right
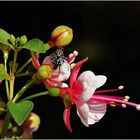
(72, 80), (83, 99)
(78, 71), (96, 101)
(43, 79), (68, 90)
(70, 57), (88, 88)
(31, 52), (40, 69)
(76, 103), (89, 127)
(63, 107), (72, 133)
(87, 101), (107, 125)
(95, 75), (107, 89)
(42, 56), (53, 65)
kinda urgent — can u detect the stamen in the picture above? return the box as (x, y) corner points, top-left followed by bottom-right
(95, 85), (124, 94)
(69, 53), (73, 58)
(110, 104), (116, 107)
(93, 95), (125, 100)
(71, 63), (76, 69)
(136, 105), (140, 111)
(124, 96), (130, 101)
(122, 104), (126, 108)
(73, 51), (78, 56)
(125, 96), (130, 100)
(118, 85), (124, 90)
(91, 95), (140, 110)
(110, 102), (116, 107)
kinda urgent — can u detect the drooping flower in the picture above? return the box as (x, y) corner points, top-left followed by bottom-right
(31, 49), (78, 90)
(20, 112), (40, 139)
(60, 57), (140, 133)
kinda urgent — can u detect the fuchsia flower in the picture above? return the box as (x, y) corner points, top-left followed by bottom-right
(60, 57), (140, 133)
(31, 50), (78, 88)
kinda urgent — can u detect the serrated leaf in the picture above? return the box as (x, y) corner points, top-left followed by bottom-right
(19, 38), (46, 53)
(0, 28), (13, 49)
(7, 100), (34, 126)
(0, 64), (5, 80)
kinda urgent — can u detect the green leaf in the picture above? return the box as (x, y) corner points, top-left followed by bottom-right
(19, 38), (46, 53)
(49, 88), (60, 97)
(0, 64), (5, 80)
(0, 28), (13, 49)
(7, 100), (34, 126)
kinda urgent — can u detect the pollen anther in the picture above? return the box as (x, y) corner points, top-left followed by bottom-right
(136, 105), (140, 111)
(118, 85), (124, 90)
(122, 104), (126, 108)
(73, 50), (78, 56)
(125, 96), (130, 100)
(110, 104), (116, 107)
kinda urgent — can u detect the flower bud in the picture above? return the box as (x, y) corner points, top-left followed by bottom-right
(63, 94), (71, 107)
(49, 88), (60, 97)
(20, 35), (27, 45)
(12, 126), (23, 136)
(37, 65), (52, 80)
(51, 25), (73, 47)
(22, 112), (40, 133)
(9, 34), (16, 45)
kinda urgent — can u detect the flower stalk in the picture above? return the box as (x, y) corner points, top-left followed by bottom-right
(3, 51), (10, 100)
(16, 58), (32, 75)
(12, 78), (36, 103)
(19, 91), (49, 102)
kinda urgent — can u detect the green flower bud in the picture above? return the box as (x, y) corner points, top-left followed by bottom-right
(15, 37), (20, 47)
(9, 34), (16, 45)
(49, 88), (60, 97)
(20, 35), (27, 45)
(12, 126), (23, 136)
(51, 25), (73, 47)
(63, 94), (71, 107)
(37, 65), (52, 80)
(8, 123), (13, 129)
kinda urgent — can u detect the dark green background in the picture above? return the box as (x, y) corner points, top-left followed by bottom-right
(0, 1), (140, 139)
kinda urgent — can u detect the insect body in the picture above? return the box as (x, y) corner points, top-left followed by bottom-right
(43, 48), (66, 69)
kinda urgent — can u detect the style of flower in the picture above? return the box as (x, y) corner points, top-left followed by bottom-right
(60, 57), (140, 133)
(31, 50), (78, 89)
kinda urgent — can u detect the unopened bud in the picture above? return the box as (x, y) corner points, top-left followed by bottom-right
(9, 34), (16, 45)
(20, 35), (27, 45)
(63, 94), (71, 107)
(49, 88), (60, 97)
(51, 25), (73, 47)
(37, 65), (52, 80)
(22, 112), (40, 133)
(12, 126), (23, 136)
